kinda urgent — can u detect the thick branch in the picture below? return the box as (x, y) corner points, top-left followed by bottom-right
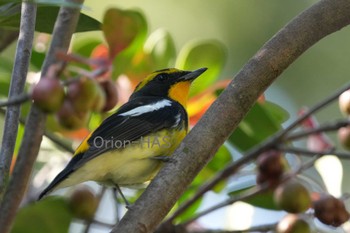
(0, 1), (84, 232)
(0, 2), (36, 200)
(112, 0), (350, 232)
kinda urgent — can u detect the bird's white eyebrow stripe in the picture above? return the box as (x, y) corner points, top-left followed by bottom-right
(119, 99), (172, 117)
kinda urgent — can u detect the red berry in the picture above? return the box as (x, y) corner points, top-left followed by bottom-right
(32, 78), (64, 113)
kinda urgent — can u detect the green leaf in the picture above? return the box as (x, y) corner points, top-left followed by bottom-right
(12, 197), (73, 233)
(0, 4), (101, 33)
(102, 8), (147, 59)
(175, 187), (203, 223)
(197, 145), (232, 192)
(245, 189), (278, 210)
(176, 39), (226, 96)
(72, 38), (102, 58)
(31, 50), (46, 70)
(229, 101), (288, 151)
(172, 145), (232, 222)
(144, 28), (176, 70)
(227, 176), (279, 210)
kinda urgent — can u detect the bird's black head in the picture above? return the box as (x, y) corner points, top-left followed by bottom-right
(129, 68), (207, 106)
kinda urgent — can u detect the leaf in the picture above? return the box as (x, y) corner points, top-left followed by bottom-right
(227, 175), (279, 210)
(31, 50), (46, 70)
(73, 38), (102, 58)
(144, 28), (176, 70)
(196, 145), (232, 189)
(174, 187), (203, 223)
(176, 39), (227, 96)
(0, 4), (101, 33)
(11, 197), (73, 233)
(102, 8), (147, 59)
(229, 101), (288, 151)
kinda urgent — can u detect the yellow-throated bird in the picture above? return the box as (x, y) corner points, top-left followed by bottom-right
(39, 67), (207, 200)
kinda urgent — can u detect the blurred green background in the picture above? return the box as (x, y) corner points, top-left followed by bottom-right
(1, 1), (350, 231)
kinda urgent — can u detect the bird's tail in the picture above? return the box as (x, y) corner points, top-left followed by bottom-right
(38, 153), (83, 200)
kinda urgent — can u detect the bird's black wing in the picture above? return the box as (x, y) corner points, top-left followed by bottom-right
(38, 97), (186, 199)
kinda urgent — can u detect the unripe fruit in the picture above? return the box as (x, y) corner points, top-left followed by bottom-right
(32, 78), (64, 113)
(338, 126), (350, 150)
(56, 100), (89, 130)
(274, 179), (311, 213)
(276, 214), (311, 233)
(339, 89), (350, 115)
(100, 79), (118, 112)
(69, 187), (98, 220)
(67, 78), (104, 113)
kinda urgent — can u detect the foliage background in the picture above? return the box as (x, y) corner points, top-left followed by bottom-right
(1, 0), (350, 232)
(74, 0), (350, 191)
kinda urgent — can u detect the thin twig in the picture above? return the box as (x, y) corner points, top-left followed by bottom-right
(189, 223), (276, 233)
(0, 1), (84, 233)
(0, 108), (74, 154)
(279, 146), (350, 159)
(279, 83), (350, 139)
(0, 1), (37, 200)
(164, 82), (350, 224)
(0, 93), (31, 108)
(181, 155), (320, 226)
(182, 186), (267, 226)
(284, 118), (350, 141)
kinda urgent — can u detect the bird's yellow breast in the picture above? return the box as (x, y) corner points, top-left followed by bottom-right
(54, 128), (187, 190)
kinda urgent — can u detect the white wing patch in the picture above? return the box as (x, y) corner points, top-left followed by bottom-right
(119, 99), (172, 117)
(172, 113), (182, 128)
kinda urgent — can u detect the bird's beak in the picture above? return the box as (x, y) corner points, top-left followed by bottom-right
(181, 67), (208, 82)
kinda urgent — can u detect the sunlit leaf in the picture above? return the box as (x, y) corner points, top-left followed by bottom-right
(0, 4), (101, 33)
(12, 197), (73, 233)
(102, 8), (147, 59)
(229, 101), (288, 151)
(144, 28), (176, 70)
(188, 80), (230, 126)
(176, 39), (226, 96)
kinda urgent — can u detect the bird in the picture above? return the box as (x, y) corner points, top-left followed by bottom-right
(38, 67), (207, 201)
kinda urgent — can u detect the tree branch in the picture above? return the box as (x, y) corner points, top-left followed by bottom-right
(167, 78), (350, 224)
(279, 146), (350, 159)
(111, 0), (350, 232)
(0, 93), (31, 108)
(181, 155), (320, 226)
(0, 1), (84, 232)
(284, 118), (350, 141)
(0, 2), (36, 200)
(189, 223), (276, 233)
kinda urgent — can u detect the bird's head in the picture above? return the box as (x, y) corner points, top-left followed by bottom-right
(130, 68), (207, 106)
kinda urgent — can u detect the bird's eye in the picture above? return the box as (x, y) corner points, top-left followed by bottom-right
(157, 74), (168, 81)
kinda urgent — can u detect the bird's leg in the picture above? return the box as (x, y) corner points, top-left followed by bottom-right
(113, 185), (132, 209)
